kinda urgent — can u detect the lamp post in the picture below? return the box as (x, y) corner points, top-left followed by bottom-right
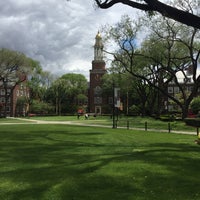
(112, 83), (116, 128)
(126, 90), (129, 115)
(113, 85), (121, 129)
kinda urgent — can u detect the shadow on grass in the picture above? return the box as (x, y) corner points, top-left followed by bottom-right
(0, 126), (200, 200)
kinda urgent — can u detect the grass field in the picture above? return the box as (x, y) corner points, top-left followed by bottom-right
(0, 123), (199, 200)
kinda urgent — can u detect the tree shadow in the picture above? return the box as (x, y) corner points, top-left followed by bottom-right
(0, 127), (200, 199)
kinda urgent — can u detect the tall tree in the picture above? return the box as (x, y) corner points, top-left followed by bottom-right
(141, 16), (200, 118)
(47, 73), (88, 115)
(27, 63), (54, 115)
(103, 15), (200, 118)
(94, 0), (200, 29)
(28, 65), (53, 102)
(0, 48), (37, 116)
(48, 78), (69, 115)
(60, 73), (88, 108)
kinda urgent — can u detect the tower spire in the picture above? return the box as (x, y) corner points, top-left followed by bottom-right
(94, 31), (103, 61)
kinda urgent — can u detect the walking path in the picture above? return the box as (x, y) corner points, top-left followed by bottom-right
(1, 117), (197, 136)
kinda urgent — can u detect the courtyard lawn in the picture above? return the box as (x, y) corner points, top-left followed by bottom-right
(0, 117), (31, 124)
(0, 124), (199, 200)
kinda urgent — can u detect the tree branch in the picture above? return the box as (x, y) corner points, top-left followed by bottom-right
(94, 0), (200, 29)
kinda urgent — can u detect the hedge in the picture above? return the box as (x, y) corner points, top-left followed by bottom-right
(184, 118), (200, 127)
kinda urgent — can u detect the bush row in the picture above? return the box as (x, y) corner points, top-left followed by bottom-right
(184, 118), (200, 127)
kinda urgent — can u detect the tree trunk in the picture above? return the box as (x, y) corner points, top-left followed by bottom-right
(182, 106), (188, 120)
(55, 97), (58, 115)
(58, 100), (62, 116)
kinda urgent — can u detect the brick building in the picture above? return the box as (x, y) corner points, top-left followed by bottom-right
(167, 80), (200, 112)
(0, 77), (29, 117)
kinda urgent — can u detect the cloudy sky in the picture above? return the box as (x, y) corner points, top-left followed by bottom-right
(0, 0), (139, 79)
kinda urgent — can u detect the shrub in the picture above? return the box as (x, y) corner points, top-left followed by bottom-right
(160, 114), (176, 122)
(190, 96), (200, 114)
(184, 118), (200, 127)
(129, 105), (140, 115)
(30, 100), (54, 114)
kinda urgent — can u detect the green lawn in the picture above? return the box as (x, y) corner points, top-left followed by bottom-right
(0, 124), (199, 200)
(0, 117), (31, 123)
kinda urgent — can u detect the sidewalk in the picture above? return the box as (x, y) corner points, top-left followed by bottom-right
(3, 117), (197, 136)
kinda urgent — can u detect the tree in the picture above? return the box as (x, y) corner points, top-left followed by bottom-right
(60, 73), (88, 112)
(140, 16), (200, 118)
(60, 73), (88, 106)
(48, 78), (69, 115)
(28, 65), (54, 103)
(94, 0), (200, 29)
(27, 63), (54, 115)
(190, 96), (200, 114)
(47, 73), (88, 115)
(0, 48), (37, 116)
(103, 15), (200, 118)
(29, 99), (54, 115)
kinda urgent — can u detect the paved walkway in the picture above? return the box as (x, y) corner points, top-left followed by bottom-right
(1, 117), (198, 136)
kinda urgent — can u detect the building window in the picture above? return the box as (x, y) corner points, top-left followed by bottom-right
(174, 87), (179, 94)
(94, 86), (102, 96)
(184, 77), (191, 83)
(168, 105), (174, 111)
(168, 87), (173, 93)
(108, 97), (113, 104)
(6, 106), (10, 112)
(16, 90), (19, 97)
(1, 97), (5, 103)
(94, 97), (102, 104)
(1, 89), (5, 95)
(20, 90), (24, 96)
(7, 89), (11, 95)
(187, 86), (192, 92)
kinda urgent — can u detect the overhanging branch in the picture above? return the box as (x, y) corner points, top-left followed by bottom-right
(94, 0), (200, 29)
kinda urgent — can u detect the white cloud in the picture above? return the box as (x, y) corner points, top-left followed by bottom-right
(0, 0), (139, 79)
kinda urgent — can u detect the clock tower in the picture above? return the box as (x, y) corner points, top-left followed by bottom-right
(89, 32), (107, 114)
